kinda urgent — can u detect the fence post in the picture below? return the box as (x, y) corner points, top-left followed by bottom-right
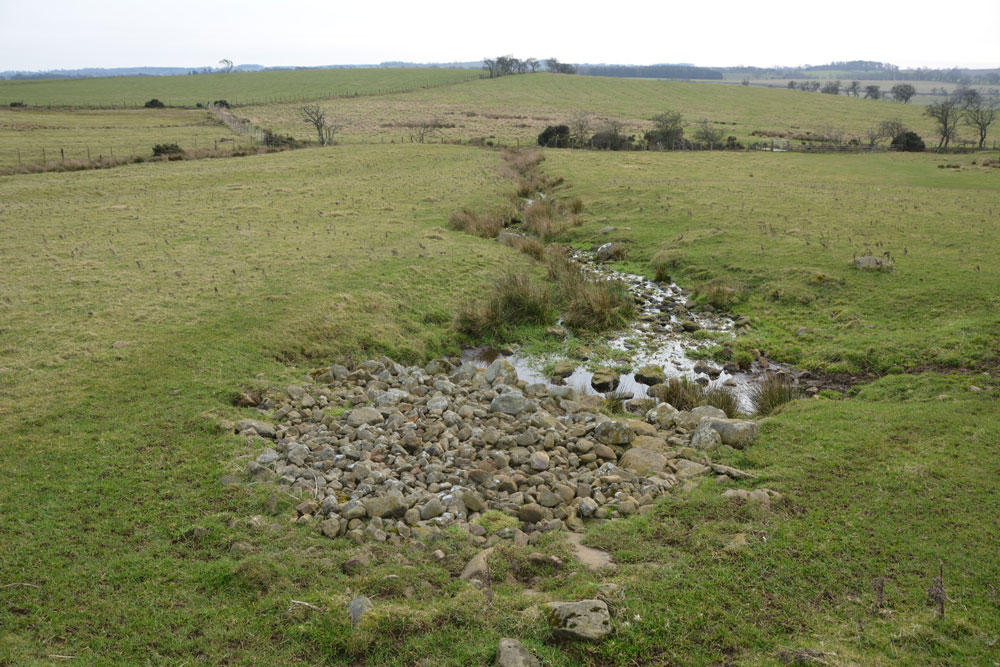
(61, 148), (65, 162)
(87, 146), (91, 161)
(42, 148), (46, 163)
(17, 148), (21, 166)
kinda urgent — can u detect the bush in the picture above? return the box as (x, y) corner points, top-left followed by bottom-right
(703, 386), (740, 417)
(591, 130), (636, 151)
(448, 208), (508, 238)
(748, 374), (803, 416)
(213, 99), (231, 108)
(144, 99), (166, 108)
(152, 143), (184, 156)
(537, 125), (571, 148)
(9, 101), (25, 108)
(262, 130), (302, 148)
(650, 250), (683, 283)
(501, 234), (545, 260)
(523, 200), (572, 239)
(891, 131), (925, 152)
(455, 271), (554, 338)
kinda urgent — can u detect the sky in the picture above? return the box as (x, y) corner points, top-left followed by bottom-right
(1, 0), (997, 71)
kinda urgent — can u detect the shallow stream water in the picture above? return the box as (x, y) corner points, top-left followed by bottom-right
(463, 249), (773, 412)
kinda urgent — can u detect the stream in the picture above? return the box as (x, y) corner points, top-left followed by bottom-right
(464, 247), (776, 412)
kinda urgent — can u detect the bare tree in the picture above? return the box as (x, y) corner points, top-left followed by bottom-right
(525, 57), (540, 73)
(482, 58), (498, 79)
(820, 80), (841, 95)
(964, 97), (997, 148)
(865, 119), (907, 146)
(299, 104), (339, 145)
(924, 99), (961, 148)
(569, 111), (592, 146)
(411, 118), (447, 143)
(863, 85), (881, 100)
(693, 120), (725, 148)
(845, 81), (861, 97)
(891, 84), (916, 103)
(218, 59), (234, 74)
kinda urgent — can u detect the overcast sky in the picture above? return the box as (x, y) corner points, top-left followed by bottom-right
(1, 0), (997, 71)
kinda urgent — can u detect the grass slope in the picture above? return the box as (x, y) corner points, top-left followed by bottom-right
(545, 149), (1000, 374)
(242, 72), (982, 148)
(0, 107), (240, 168)
(0, 67), (479, 108)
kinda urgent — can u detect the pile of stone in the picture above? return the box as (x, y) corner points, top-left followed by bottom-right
(232, 356), (760, 544)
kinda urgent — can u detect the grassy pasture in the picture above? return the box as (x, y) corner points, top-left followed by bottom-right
(241, 72), (984, 147)
(732, 79), (1000, 108)
(0, 107), (243, 168)
(545, 148), (1000, 374)
(0, 67), (480, 108)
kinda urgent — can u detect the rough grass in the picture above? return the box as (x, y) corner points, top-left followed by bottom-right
(749, 374), (804, 416)
(546, 248), (636, 331)
(0, 67), (480, 107)
(454, 271), (555, 338)
(548, 149), (1000, 374)
(0, 107), (241, 169)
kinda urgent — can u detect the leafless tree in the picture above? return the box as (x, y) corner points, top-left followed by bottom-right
(865, 119), (907, 146)
(820, 80), (841, 95)
(482, 58), (499, 79)
(569, 111), (592, 146)
(964, 97), (997, 148)
(693, 120), (725, 148)
(863, 85), (881, 100)
(525, 57), (540, 73)
(299, 104), (340, 145)
(891, 84), (916, 103)
(411, 118), (446, 143)
(218, 59), (234, 74)
(924, 99), (961, 148)
(845, 80), (861, 97)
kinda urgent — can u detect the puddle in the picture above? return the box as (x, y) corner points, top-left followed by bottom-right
(464, 250), (774, 411)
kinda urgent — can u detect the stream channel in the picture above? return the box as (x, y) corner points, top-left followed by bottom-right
(464, 247), (777, 413)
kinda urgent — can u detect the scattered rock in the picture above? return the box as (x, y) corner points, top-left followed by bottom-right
(594, 420), (634, 446)
(590, 367), (619, 392)
(565, 533), (613, 571)
(618, 448), (668, 475)
(342, 552), (371, 575)
(459, 548), (494, 582)
(348, 595), (374, 625)
(552, 360), (576, 378)
(854, 256), (894, 271)
(495, 638), (540, 667)
(546, 599), (612, 640)
(633, 364), (665, 386)
(703, 418), (759, 448)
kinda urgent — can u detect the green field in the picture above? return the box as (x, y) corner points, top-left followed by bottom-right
(2, 69), (1000, 664)
(0, 67), (480, 107)
(240, 73), (981, 147)
(0, 107), (242, 168)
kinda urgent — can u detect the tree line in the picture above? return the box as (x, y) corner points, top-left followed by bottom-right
(481, 56), (578, 78)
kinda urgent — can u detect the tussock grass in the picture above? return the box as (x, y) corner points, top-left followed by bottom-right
(703, 386), (741, 417)
(500, 234), (545, 260)
(695, 279), (746, 311)
(652, 376), (705, 411)
(546, 248), (635, 331)
(447, 207), (509, 238)
(454, 271), (555, 338)
(749, 374), (803, 416)
(650, 249), (683, 282)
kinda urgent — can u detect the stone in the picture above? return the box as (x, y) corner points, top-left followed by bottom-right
(565, 532), (612, 571)
(420, 497), (445, 520)
(348, 595), (374, 625)
(362, 494), (405, 519)
(546, 600), (612, 640)
(494, 638), (540, 667)
(633, 364), (666, 386)
(490, 390), (527, 416)
(690, 405), (727, 421)
(347, 407), (382, 428)
(594, 420), (634, 446)
(618, 448), (668, 475)
(646, 403), (679, 429)
(631, 434), (669, 454)
(319, 517), (341, 538)
(690, 422), (723, 450)
(854, 256), (893, 271)
(590, 368), (619, 392)
(673, 458), (711, 479)
(459, 548), (493, 581)
(342, 552), (371, 575)
(529, 451), (550, 471)
(576, 497), (599, 517)
(724, 533), (749, 553)
(681, 320), (700, 332)
(518, 503), (545, 524)
(552, 360), (576, 378)
(462, 489), (485, 513)
(703, 418), (759, 448)
(596, 242), (623, 262)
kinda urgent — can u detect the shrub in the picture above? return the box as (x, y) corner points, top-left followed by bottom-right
(566, 197), (584, 214)
(646, 110), (685, 148)
(9, 101), (25, 108)
(891, 131), (925, 152)
(537, 125), (571, 148)
(500, 233), (545, 260)
(144, 98), (166, 108)
(703, 386), (740, 417)
(455, 271), (554, 338)
(263, 130), (302, 148)
(652, 377), (704, 411)
(152, 143), (184, 156)
(523, 199), (571, 239)
(546, 248), (635, 331)
(697, 281), (745, 311)
(448, 208), (508, 238)
(748, 374), (803, 416)
(650, 250), (683, 282)
(213, 99), (231, 108)
(591, 130), (636, 151)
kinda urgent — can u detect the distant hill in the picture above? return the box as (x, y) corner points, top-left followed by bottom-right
(577, 64), (723, 80)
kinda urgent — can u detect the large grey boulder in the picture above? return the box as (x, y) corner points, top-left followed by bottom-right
(704, 418), (759, 448)
(634, 364), (666, 386)
(346, 407), (382, 428)
(690, 422), (723, 450)
(618, 448), (668, 475)
(594, 420), (634, 446)
(490, 390), (527, 416)
(590, 368), (619, 392)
